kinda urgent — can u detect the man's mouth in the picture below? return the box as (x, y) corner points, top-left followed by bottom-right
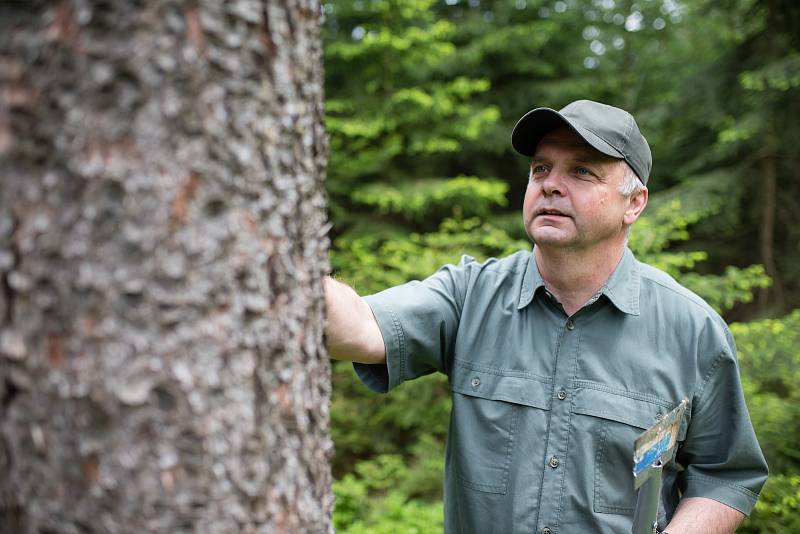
(536, 208), (570, 218)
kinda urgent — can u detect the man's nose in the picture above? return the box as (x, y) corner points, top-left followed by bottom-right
(541, 168), (566, 196)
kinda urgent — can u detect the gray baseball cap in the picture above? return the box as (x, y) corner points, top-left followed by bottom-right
(511, 99), (652, 185)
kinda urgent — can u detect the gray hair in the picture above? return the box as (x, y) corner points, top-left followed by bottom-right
(619, 162), (645, 197)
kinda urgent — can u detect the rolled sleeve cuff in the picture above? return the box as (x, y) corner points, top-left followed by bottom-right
(352, 296), (406, 394)
(682, 474), (760, 516)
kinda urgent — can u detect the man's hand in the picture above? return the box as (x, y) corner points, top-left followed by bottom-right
(324, 276), (386, 364)
(663, 497), (745, 534)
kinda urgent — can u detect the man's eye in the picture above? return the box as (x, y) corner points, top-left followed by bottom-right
(532, 165), (548, 174)
(576, 167), (592, 176)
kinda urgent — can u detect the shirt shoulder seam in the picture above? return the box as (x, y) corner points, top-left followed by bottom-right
(638, 270), (714, 315)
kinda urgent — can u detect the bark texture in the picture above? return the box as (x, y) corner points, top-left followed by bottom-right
(0, 1), (332, 532)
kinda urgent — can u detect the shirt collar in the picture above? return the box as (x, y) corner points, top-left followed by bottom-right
(518, 249), (545, 310)
(518, 247), (641, 316)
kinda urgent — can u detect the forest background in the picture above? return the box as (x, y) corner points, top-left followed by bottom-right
(321, 0), (800, 531)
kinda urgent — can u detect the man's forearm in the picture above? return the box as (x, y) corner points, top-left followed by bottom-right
(324, 276), (386, 364)
(664, 497), (745, 534)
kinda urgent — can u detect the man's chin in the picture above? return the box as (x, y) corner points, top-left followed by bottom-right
(529, 227), (575, 247)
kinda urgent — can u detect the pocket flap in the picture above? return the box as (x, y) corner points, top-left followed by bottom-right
(450, 359), (551, 410)
(572, 386), (677, 431)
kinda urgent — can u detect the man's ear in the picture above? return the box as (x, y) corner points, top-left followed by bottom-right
(623, 187), (648, 225)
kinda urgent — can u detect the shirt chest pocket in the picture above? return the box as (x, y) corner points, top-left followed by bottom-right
(572, 387), (687, 515)
(449, 362), (552, 495)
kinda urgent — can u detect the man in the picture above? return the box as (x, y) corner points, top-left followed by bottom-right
(325, 100), (768, 533)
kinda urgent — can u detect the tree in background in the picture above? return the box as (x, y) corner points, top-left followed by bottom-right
(0, 1), (332, 532)
(323, 0), (799, 532)
(655, 0), (800, 315)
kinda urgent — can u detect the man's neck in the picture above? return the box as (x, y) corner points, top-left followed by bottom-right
(534, 242), (626, 317)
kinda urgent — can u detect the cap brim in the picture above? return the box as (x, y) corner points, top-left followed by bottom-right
(511, 108), (624, 160)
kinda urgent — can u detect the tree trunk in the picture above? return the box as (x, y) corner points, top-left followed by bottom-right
(0, 1), (332, 532)
(757, 139), (784, 312)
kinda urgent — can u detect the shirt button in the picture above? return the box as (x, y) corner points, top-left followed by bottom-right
(549, 456), (560, 468)
(557, 388), (567, 401)
(566, 319), (575, 330)
(542, 527), (552, 534)
(471, 377), (481, 388)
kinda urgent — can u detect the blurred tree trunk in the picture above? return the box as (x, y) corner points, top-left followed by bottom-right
(757, 144), (783, 311)
(0, 1), (332, 533)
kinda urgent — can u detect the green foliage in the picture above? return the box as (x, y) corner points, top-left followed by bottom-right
(733, 310), (800, 482)
(632, 198), (770, 312)
(324, 0), (501, 206)
(331, 363), (450, 468)
(656, 0), (800, 303)
(739, 53), (800, 92)
(734, 298), (799, 534)
(734, 310), (800, 399)
(681, 265), (771, 313)
(630, 199), (717, 268)
(351, 176), (508, 221)
(333, 452), (444, 533)
(740, 475), (800, 533)
(332, 216), (529, 294)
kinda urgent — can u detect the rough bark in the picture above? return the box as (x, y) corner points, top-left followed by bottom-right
(0, 1), (332, 532)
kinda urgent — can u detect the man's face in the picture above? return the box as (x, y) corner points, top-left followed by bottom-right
(522, 126), (644, 252)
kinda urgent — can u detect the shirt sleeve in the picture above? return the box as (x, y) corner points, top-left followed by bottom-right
(676, 331), (769, 515)
(352, 256), (473, 393)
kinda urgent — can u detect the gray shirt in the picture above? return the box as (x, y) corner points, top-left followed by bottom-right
(354, 248), (768, 534)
